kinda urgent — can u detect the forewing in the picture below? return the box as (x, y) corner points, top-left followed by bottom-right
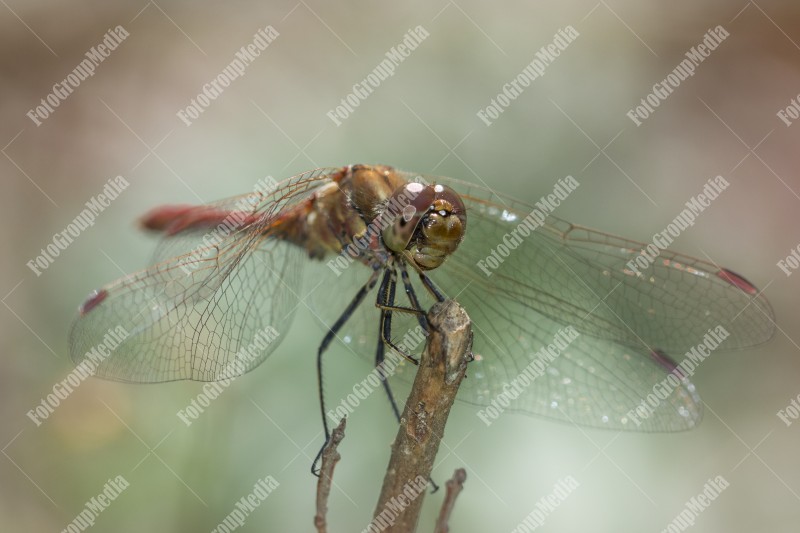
(429, 175), (775, 353)
(403, 173), (772, 430)
(69, 168), (342, 383)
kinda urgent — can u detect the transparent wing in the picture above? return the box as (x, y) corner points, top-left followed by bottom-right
(308, 172), (774, 431)
(426, 271), (704, 431)
(429, 175), (775, 353)
(69, 168), (344, 383)
(425, 175), (773, 429)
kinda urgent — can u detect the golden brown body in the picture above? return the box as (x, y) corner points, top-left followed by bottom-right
(271, 164), (466, 271)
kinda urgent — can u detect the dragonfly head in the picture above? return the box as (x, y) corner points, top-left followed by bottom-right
(381, 181), (467, 271)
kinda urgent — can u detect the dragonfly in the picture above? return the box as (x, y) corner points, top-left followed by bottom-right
(70, 164), (775, 463)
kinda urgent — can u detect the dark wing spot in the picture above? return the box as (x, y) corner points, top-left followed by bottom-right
(79, 289), (108, 316)
(650, 349), (685, 379)
(716, 268), (758, 296)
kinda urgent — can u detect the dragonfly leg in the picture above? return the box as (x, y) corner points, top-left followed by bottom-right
(312, 267), (380, 475)
(398, 261), (429, 331)
(375, 320), (403, 423)
(374, 302), (425, 315)
(377, 267), (420, 365)
(375, 262), (436, 427)
(384, 263), (443, 493)
(419, 271), (447, 302)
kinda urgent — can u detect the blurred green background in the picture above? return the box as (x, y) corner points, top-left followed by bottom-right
(2, 0), (799, 531)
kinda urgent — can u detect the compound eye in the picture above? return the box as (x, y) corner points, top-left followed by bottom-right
(432, 184), (466, 218)
(421, 190), (466, 245)
(381, 183), (435, 253)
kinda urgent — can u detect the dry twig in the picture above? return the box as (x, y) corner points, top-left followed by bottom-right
(434, 468), (467, 533)
(314, 417), (346, 533)
(371, 300), (473, 533)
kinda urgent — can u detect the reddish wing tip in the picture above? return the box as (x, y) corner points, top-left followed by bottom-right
(650, 349), (685, 379)
(79, 289), (108, 316)
(716, 268), (759, 296)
